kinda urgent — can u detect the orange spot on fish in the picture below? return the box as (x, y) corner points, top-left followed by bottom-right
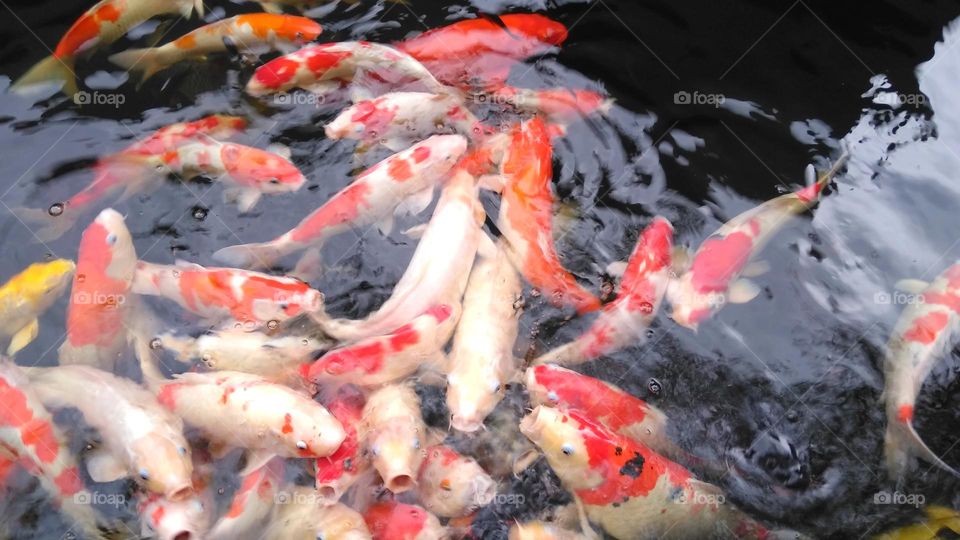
(903, 311), (949, 344)
(689, 231), (754, 294)
(387, 158), (414, 182)
(20, 419), (58, 464)
(897, 404), (914, 423)
(281, 413), (293, 434)
(53, 467), (84, 496)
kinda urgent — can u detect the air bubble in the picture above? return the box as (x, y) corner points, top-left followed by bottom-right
(192, 206), (208, 220)
(647, 378), (662, 395)
(267, 320), (279, 331)
(149, 338), (162, 350)
(637, 301), (654, 314)
(76, 274), (86, 283)
(48, 203), (64, 216)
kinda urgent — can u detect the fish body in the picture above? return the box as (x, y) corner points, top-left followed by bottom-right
(303, 303), (459, 387)
(360, 384), (426, 493)
(156, 371), (345, 459)
(133, 261), (323, 325)
(138, 491), (211, 540)
(27, 364), (193, 500)
(490, 86), (612, 124)
(264, 488), (371, 540)
(884, 262), (960, 477)
(213, 134), (468, 270)
(446, 241), (522, 432)
(535, 217), (673, 366)
(208, 458), (284, 540)
(109, 14), (322, 82)
(508, 521), (590, 540)
(873, 505), (960, 540)
(363, 501), (447, 540)
(498, 117), (600, 314)
(59, 208), (137, 371)
(416, 445), (496, 518)
(314, 385), (369, 504)
(11, 0), (202, 95)
(0, 259), (75, 355)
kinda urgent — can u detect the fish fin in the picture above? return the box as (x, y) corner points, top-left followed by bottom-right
(9, 206), (77, 243)
(894, 279), (929, 294)
(727, 279), (761, 304)
(212, 241), (283, 269)
(478, 174), (505, 193)
(257, 1), (285, 14)
(7, 319), (39, 356)
(606, 261), (628, 278)
(394, 187), (435, 218)
(266, 143), (291, 160)
(741, 260), (771, 278)
(292, 248), (323, 282)
(188, 0), (204, 17)
(375, 214), (394, 236)
(885, 419), (960, 479)
(173, 259), (203, 269)
(670, 246), (692, 274)
(403, 223), (428, 239)
(305, 81), (341, 97)
(380, 137), (414, 152)
(572, 493), (602, 540)
(85, 448), (128, 483)
(240, 449), (277, 477)
(224, 187), (262, 213)
(107, 48), (166, 84)
(803, 163), (816, 186)
(11, 56), (77, 96)
(512, 449), (540, 476)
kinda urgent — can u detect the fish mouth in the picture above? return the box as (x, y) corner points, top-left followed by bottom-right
(385, 472), (415, 493)
(450, 411), (484, 433)
(519, 406), (545, 442)
(172, 531), (192, 540)
(316, 484), (340, 503)
(166, 484), (194, 502)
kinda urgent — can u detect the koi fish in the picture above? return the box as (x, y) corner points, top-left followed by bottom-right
(0, 259), (75, 355)
(668, 151), (849, 330)
(302, 303), (459, 388)
(873, 505), (960, 540)
(26, 364), (193, 500)
(155, 371), (345, 462)
(395, 14), (567, 90)
(212, 134), (467, 271)
(263, 488), (371, 540)
(0, 361), (101, 538)
(208, 459), (284, 540)
(325, 92), (482, 152)
(520, 406), (804, 540)
(246, 41), (446, 99)
(446, 240), (522, 432)
(132, 260), (324, 326)
(319, 164), (483, 342)
(138, 491), (210, 540)
(109, 14), (322, 82)
(363, 501), (448, 540)
(883, 263), (960, 478)
(416, 445), (496, 518)
(59, 208), (137, 371)
(360, 383), (427, 493)
(490, 86), (613, 124)
(11, 0), (203, 96)
(314, 385), (369, 505)
(509, 521), (591, 540)
(534, 217), (673, 366)
(498, 117), (600, 314)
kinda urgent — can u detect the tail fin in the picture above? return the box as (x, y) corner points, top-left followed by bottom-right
(11, 56), (77, 97)
(212, 241), (286, 269)
(191, 0), (204, 17)
(884, 419), (960, 479)
(10, 206), (78, 243)
(107, 48), (167, 84)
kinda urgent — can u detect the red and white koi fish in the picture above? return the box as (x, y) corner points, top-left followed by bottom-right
(263, 487), (371, 540)
(325, 92), (482, 152)
(246, 41), (446, 99)
(509, 521), (590, 540)
(490, 86), (613, 124)
(363, 501), (448, 540)
(213, 134), (467, 271)
(138, 491), (210, 540)
(319, 164), (483, 342)
(883, 262), (960, 478)
(109, 14), (322, 83)
(11, 0), (203, 95)
(155, 371), (345, 462)
(395, 14), (567, 90)
(520, 406), (805, 540)
(132, 261), (324, 326)
(446, 240), (522, 432)
(0, 361), (101, 538)
(314, 385), (369, 505)
(669, 152), (849, 330)
(60, 208), (137, 371)
(360, 383), (427, 493)
(303, 304), (459, 388)
(208, 458), (284, 540)
(416, 445), (496, 518)
(534, 217), (673, 366)
(498, 117), (600, 314)
(525, 364), (681, 462)
(26, 365), (193, 500)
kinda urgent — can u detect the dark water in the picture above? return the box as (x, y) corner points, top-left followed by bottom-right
(2, 0), (960, 538)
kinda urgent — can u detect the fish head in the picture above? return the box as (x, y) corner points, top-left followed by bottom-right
(276, 15), (323, 44)
(419, 445), (496, 516)
(141, 493), (209, 540)
(315, 503), (370, 540)
(283, 408), (346, 459)
(519, 406), (600, 490)
(447, 368), (503, 432)
(130, 434), (194, 501)
(417, 134), (469, 171)
(221, 144), (306, 193)
(369, 425), (423, 493)
(81, 208), (136, 283)
(16, 259), (76, 304)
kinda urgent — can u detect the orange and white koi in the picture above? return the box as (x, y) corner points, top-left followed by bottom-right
(325, 92), (481, 152)
(490, 86), (613, 124)
(59, 208), (137, 371)
(416, 445), (496, 518)
(263, 487), (371, 540)
(534, 217), (673, 366)
(313, 385), (369, 505)
(363, 501), (447, 540)
(208, 458), (284, 540)
(498, 117), (600, 314)
(669, 152), (848, 330)
(883, 262), (960, 478)
(26, 365), (193, 500)
(213, 134), (467, 271)
(319, 164), (483, 342)
(11, 0), (203, 96)
(520, 406), (804, 540)
(360, 383), (427, 493)
(303, 303), (459, 388)
(246, 41), (446, 99)
(109, 14), (322, 83)
(138, 491), (210, 540)
(132, 261), (324, 326)
(446, 240), (522, 432)
(155, 371), (345, 461)
(0, 259), (75, 355)
(508, 521), (590, 540)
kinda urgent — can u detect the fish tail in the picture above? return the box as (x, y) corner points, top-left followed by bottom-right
(9, 206), (78, 243)
(884, 417), (960, 479)
(11, 55), (77, 96)
(257, 1), (285, 13)
(815, 143), (851, 190)
(532, 342), (587, 367)
(212, 241), (286, 269)
(191, 0), (204, 17)
(108, 48), (166, 84)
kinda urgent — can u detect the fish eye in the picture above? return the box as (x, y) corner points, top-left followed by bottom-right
(489, 380), (501, 393)
(412, 438), (420, 449)
(296, 440), (308, 450)
(295, 31), (304, 39)
(547, 391), (559, 402)
(316, 533), (325, 540)
(371, 445), (380, 456)
(561, 443), (574, 456)
(279, 302), (289, 310)
(178, 446), (187, 456)
(106, 233), (118, 245)
(192, 500), (204, 512)
(139, 468), (150, 480)
(268, 178), (281, 185)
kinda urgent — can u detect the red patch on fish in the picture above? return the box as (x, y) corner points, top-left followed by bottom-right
(411, 145), (432, 163)
(364, 501), (428, 538)
(531, 365), (651, 432)
(66, 219), (131, 348)
(281, 413), (293, 434)
(689, 231), (754, 293)
(220, 385), (235, 404)
(20, 419), (58, 464)
(897, 404), (914, 424)
(289, 182), (373, 243)
(53, 467), (83, 496)
(156, 384), (180, 410)
(253, 57), (302, 89)
(387, 323), (420, 350)
(903, 311), (949, 344)
(304, 48), (351, 76)
(387, 158), (414, 182)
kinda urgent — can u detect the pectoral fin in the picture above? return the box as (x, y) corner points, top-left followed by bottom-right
(240, 449), (277, 477)
(86, 448), (128, 483)
(7, 319), (39, 355)
(224, 188), (263, 213)
(394, 188), (435, 217)
(728, 279), (761, 304)
(606, 261), (628, 278)
(742, 260), (771, 278)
